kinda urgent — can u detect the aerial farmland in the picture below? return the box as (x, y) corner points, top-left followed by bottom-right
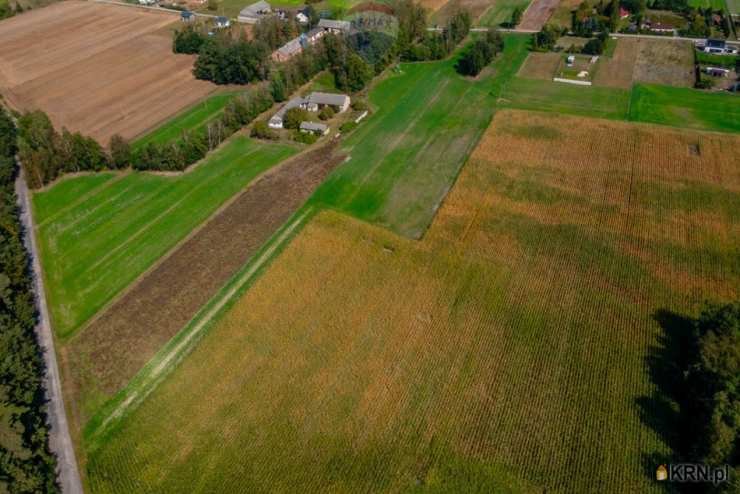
(0, 0), (738, 492)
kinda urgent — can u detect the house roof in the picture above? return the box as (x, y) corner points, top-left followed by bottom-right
(707, 39), (726, 47)
(300, 121), (328, 132)
(306, 92), (349, 107)
(651, 23), (673, 30)
(277, 37), (304, 56)
(270, 96), (306, 123)
(240, 0), (271, 17)
(181, 10), (194, 17)
(216, 15), (229, 22)
(318, 19), (351, 31)
(306, 27), (324, 39)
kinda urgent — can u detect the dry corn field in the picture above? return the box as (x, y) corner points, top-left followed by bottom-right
(86, 110), (740, 493)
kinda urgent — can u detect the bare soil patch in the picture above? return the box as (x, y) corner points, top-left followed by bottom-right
(432, 0), (495, 23)
(63, 142), (345, 427)
(0, 1), (215, 144)
(518, 0), (560, 30)
(594, 37), (638, 89)
(518, 52), (561, 80)
(633, 38), (695, 87)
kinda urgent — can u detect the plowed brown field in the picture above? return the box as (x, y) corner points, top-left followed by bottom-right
(0, 1), (215, 144)
(518, 0), (559, 30)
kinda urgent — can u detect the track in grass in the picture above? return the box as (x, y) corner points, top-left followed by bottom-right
(33, 137), (298, 339)
(85, 110), (739, 493)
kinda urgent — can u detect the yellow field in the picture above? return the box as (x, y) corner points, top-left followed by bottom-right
(87, 110), (740, 493)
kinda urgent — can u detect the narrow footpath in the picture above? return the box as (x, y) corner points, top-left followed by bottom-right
(15, 171), (83, 494)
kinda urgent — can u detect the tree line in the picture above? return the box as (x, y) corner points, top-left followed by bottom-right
(456, 30), (504, 76)
(656, 302), (740, 492)
(0, 106), (59, 492)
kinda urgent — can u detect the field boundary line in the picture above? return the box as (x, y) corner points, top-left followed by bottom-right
(83, 206), (313, 450)
(92, 0), (220, 18)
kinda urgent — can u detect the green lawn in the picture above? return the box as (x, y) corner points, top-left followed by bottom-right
(687, 0), (727, 9)
(479, 0), (532, 27)
(33, 137), (297, 339)
(311, 34), (530, 239)
(628, 83), (740, 133)
(499, 77), (632, 120)
(132, 91), (239, 150)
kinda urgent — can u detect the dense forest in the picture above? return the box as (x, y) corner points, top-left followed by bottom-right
(0, 106), (58, 492)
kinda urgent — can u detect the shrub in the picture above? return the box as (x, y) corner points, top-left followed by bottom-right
(351, 99), (368, 111)
(339, 121), (357, 133)
(318, 106), (335, 121)
(251, 120), (278, 140)
(283, 107), (309, 130)
(108, 134), (131, 169)
(292, 130), (318, 144)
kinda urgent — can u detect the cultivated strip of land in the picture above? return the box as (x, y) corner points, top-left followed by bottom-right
(62, 142), (346, 430)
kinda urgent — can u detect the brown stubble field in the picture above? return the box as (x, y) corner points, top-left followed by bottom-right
(0, 1), (215, 144)
(62, 142), (345, 434)
(87, 110), (739, 493)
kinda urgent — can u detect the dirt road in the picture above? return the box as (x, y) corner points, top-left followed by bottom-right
(15, 171), (83, 494)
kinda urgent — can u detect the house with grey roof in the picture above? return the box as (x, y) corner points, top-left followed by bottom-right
(238, 0), (272, 24)
(305, 92), (350, 113)
(268, 96), (305, 129)
(318, 18), (351, 33)
(300, 121), (329, 135)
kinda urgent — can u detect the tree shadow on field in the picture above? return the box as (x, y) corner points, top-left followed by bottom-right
(636, 309), (697, 492)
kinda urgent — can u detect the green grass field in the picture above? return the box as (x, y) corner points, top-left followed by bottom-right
(687, 0), (727, 9)
(479, 0), (531, 26)
(311, 34), (530, 238)
(84, 110), (740, 493)
(628, 83), (740, 133)
(33, 137), (297, 339)
(132, 91), (238, 150)
(500, 77), (632, 120)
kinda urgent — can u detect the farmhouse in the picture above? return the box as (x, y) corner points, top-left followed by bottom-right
(702, 39), (738, 55)
(648, 22), (674, 33)
(305, 92), (350, 112)
(269, 92), (350, 128)
(300, 121), (329, 135)
(238, 0), (272, 24)
(271, 26), (326, 61)
(318, 18), (351, 33)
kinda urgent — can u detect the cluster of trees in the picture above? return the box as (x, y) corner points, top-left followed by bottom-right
(172, 27), (271, 85)
(582, 31), (609, 55)
(402, 11), (472, 62)
(0, 107), (59, 492)
(532, 24), (564, 51)
(17, 112), (117, 189)
(324, 34), (375, 92)
(456, 30), (504, 76)
(681, 8), (732, 38)
(253, 16), (302, 50)
(131, 86), (274, 171)
(665, 302), (740, 490)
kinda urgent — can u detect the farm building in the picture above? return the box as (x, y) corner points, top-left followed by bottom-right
(296, 10), (309, 24)
(215, 16), (230, 28)
(318, 18), (351, 33)
(181, 11), (194, 22)
(238, 0), (271, 24)
(300, 121), (329, 135)
(305, 92), (350, 113)
(269, 92), (350, 128)
(271, 27), (326, 62)
(702, 39), (738, 55)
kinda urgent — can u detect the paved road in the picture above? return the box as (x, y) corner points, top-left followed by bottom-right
(15, 171), (83, 494)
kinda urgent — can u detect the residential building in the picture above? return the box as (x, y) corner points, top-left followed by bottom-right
(318, 18), (351, 33)
(300, 121), (329, 135)
(238, 0), (272, 24)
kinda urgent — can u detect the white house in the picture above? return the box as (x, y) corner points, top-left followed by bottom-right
(296, 11), (309, 24)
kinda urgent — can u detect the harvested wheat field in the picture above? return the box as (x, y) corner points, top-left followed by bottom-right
(86, 110), (739, 493)
(518, 0), (559, 30)
(517, 52), (561, 79)
(0, 1), (215, 144)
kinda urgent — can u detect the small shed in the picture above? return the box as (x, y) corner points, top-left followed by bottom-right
(296, 11), (309, 24)
(705, 66), (730, 77)
(181, 11), (195, 22)
(300, 121), (329, 135)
